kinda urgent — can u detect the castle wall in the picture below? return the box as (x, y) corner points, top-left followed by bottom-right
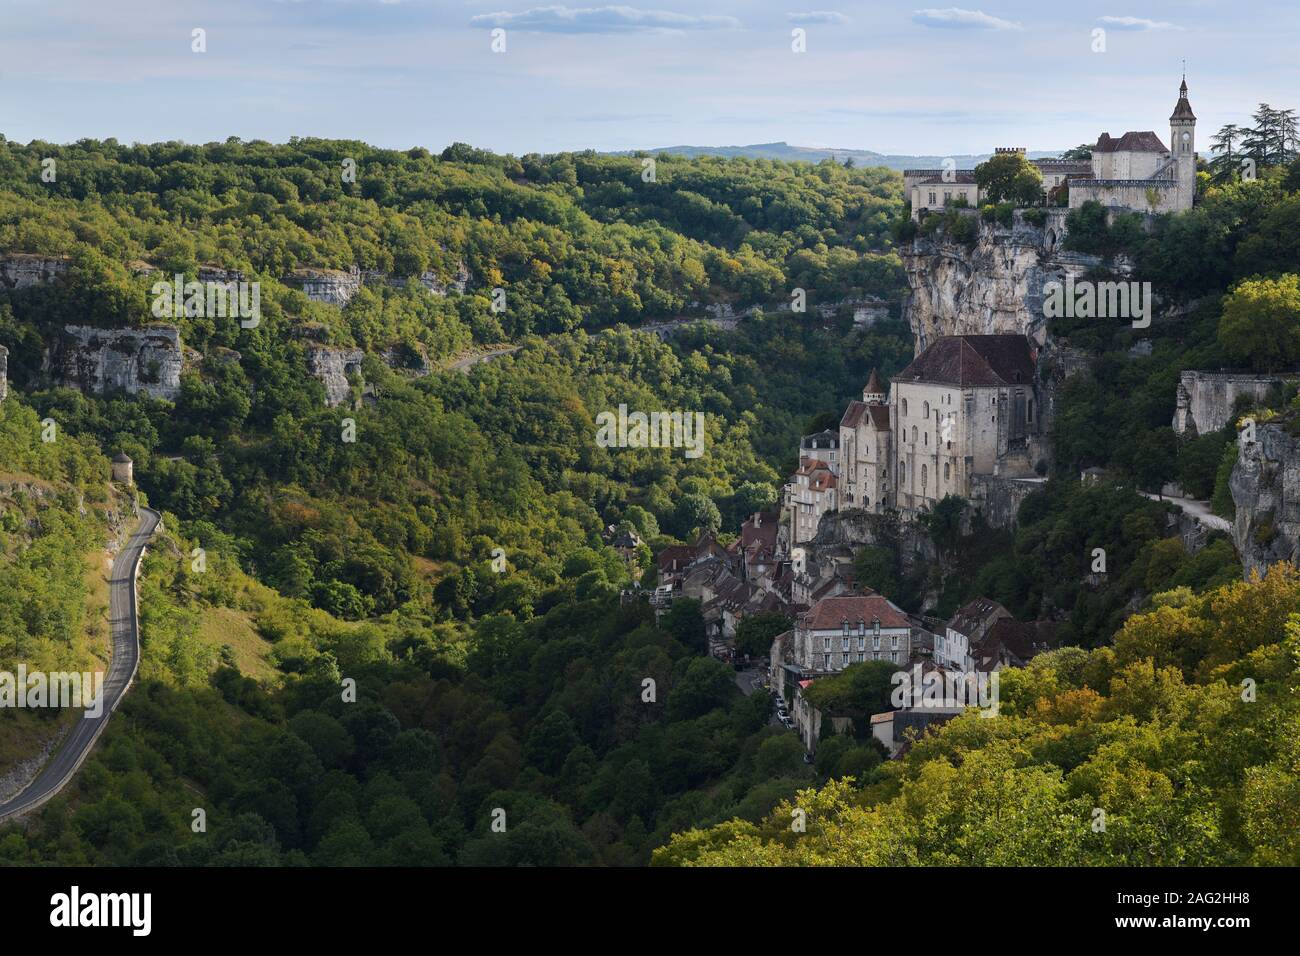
(1069, 180), (1182, 214)
(1173, 371), (1297, 436)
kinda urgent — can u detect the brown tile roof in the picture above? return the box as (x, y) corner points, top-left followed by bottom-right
(948, 596), (1010, 637)
(917, 171), (978, 185)
(1170, 78), (1196, 121)
(1094, 131), (1168, 154)
(865, 368), (882, 394)
(841, 400), (867, 428)
(896, 335), (1035, 388)
(802, 595), (910, 630)
(841, 400), (891, 431)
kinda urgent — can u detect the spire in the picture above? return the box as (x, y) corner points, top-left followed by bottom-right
(1170, 70), (1195, 122)
(863, 368), (884, 403)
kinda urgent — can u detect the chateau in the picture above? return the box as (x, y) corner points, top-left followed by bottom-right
(906, 76), (1198, 218)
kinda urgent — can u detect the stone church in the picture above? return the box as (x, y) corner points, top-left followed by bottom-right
(790, 334), (1046, 532)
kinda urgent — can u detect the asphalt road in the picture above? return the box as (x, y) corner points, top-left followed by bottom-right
(0, 506), (160, 824)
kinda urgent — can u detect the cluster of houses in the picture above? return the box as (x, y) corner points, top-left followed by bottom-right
(649, 512), (1056, 758)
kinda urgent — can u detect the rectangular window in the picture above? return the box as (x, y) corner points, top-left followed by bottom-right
(823, 636), (831, 651)
(873, 636), (881, 651)
(842, 637), (849, 651)
(857, 637), (865, 652)
(891, 635), (899, 650)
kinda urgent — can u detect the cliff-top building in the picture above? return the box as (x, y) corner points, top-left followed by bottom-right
(906, 75), (1197, 219)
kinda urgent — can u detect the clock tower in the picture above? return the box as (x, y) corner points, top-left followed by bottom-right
(1170, 74), (1197, 209)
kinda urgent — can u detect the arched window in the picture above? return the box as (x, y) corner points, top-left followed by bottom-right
(901, 398), (908, 416)
(944, 462), (950, 480)
(911, 425), (918, 443)
(900, 460), (906, 482)
(921, 464), (928, 489)
(923, 401), (930, 418)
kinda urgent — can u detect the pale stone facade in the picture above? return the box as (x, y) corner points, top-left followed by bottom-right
(838, 369), (892, 513)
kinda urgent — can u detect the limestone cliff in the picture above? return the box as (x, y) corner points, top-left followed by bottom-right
(53, 325), (185, 401)
(0, 253), (70, 290)
(902, 210), (1108, 352)
(1229, 422), (1300, 579)
(305, 345), (365, 407)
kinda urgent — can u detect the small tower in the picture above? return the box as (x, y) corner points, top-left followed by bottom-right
(1169, 73), (1197, 210)
(111, 452), (134, 486)
(862, 368), (885, 404)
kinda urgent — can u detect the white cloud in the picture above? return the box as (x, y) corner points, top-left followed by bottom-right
(912, 7), (1022, 31)
(1097, 16), (1181, 31)
(469, 5), (741, 33)
(787, 11), (850, 25)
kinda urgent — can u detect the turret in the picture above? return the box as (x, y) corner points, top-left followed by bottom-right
(863, 368), (885, 404)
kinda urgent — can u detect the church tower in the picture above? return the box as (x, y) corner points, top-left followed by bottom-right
(862, 368), (885, 404)
(1169, 73), (1197, 210)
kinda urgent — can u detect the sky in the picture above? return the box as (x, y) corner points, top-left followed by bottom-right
(0, 0), (1296, 157)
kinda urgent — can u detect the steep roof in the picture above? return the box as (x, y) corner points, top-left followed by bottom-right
(948, 596), (1010, 637)
(896, 335), (1035, 388)
(865, 368), (882, 394)
(1094, 131), (1168, 154)
(1170, 77), (1196, 121)
(112, 452), (133, 463)
(802, 594), (910, 630)
(840, 400), (890, 431)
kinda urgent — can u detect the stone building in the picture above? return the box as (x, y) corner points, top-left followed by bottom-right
(891, 334), (1044, 515)
(798, 429), (840, 475)
(784, 458), (837, 545)
(838, 369), (892, 513)
(1069, 76), (1197, 214)
(111, 452), (134, 485)
(1173, 370), (1298, 436)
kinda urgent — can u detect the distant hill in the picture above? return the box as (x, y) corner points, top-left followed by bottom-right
(615, 141), (1063, 170)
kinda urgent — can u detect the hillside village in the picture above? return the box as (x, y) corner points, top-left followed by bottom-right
(643, 74), (1300, 762)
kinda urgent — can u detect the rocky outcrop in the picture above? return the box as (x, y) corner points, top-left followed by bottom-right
(305, 345), (364, 407)
(1173, 371), (1298, 436)
(1230, 422), (1300, 579)
(902, 210), (1109, 352)
(53, 325), (184, 401)
(286, 267), (362, 306)
(0, 253), (70, 290)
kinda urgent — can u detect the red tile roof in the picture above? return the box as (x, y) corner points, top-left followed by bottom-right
(802, 595), (910, 630)
(1094, 131), (1168, 154)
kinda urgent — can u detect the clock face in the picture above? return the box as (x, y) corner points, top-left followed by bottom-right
(1182, 132), (1191, 141)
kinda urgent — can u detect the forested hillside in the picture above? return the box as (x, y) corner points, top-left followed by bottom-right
(0, 138), (916, 863)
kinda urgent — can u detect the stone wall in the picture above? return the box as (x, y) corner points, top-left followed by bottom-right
(305, 345), (365, 407)
(55, 325), (184, 401)
(1173, 371), (1298, 436)
(968, 474), (1047, 529)
(0, 253), (70, 290)
(1229, 422), (1300, 580)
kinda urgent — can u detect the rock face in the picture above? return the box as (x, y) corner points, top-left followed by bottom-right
(0, 253), (70, 290)
(55, 325), (184, 401)
(0, 344), (7, 402)
(1173, 371), (1298, 436)
(287, 267), (362, 306)
(902, 210), (1108, 352)
(1230, 423), (1300, 579)
(305, 345), (364, 407)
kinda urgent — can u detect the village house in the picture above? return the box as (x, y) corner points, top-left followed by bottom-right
(934, 596), (1012, 671)
(784, 457), (837, 545)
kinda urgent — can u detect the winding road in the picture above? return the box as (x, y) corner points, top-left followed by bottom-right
(0, 506), (160, 824)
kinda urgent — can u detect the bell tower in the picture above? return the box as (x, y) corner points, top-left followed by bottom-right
(1169, 72), (1197, 209)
